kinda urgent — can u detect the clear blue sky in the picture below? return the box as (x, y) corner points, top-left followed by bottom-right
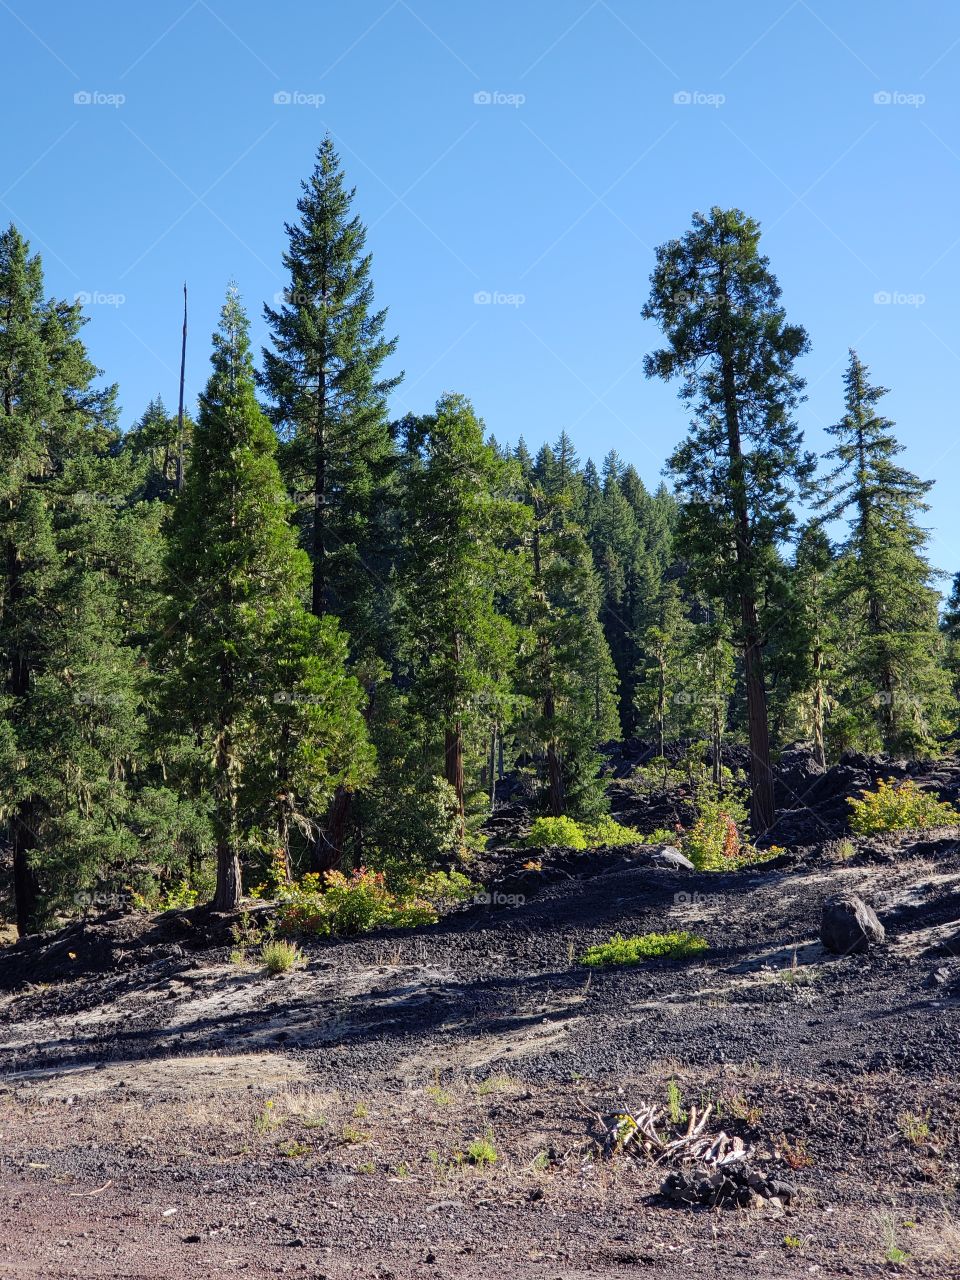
(3, 1), (959, 571)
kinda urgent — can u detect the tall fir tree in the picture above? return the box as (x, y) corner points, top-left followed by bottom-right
(516, 480), (620, 818)
(396, 394), (521, 835)
(261, 136), (401, 864)
(644, 207), (813, 834)
(261, 135), (401, 636)
(817, 351), (948, 753)
(161, 287), (371, 910)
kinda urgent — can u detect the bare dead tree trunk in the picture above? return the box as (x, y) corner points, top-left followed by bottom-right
(176, 282), (187, 492)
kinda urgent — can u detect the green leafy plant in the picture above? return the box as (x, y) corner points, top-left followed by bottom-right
(254, 1099), (280, 1136)
(525, 815), (590, 849)
(467, 1133), (498, 1166)
(579, 931), (708, 967)
(848, 777), (960, 835)
(276, 1138), (308, 1158)
(525, 814), (672, 851)
(276, 867), (438, 937)
(897, 1110), (931, 1145)
(260, 938), (303, 975)
(130, 878), (200, 913)
(666, 1079), (687, 1125)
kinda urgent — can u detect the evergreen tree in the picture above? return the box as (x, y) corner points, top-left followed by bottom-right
(261, 136), (401, 864)
(0, 225), (144, 933)
(516, 481), (619, 817)
(644, 207), (813, 834)
(817, 351), (948, 753)
(123, 395), (195, 501)
(396, 394), (521, 834)
(161, 287), (371, 910)
(261, 135), (401, 635)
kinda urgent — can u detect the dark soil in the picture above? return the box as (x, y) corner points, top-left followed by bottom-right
(1, 756), (960, 1277)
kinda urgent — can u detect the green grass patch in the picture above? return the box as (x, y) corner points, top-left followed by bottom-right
(579, 930), (708, 967)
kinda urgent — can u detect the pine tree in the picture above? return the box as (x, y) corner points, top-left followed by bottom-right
(396, 394), (521, 834)
(817, 351), (948, 753)
(261, 135), (401, 634)
(516, 480), (619, 817)
(644, 207), (813, 834)
(161, 287), (371, 910)
(0, 225), (145, 933)
(123, 395), (195, 502)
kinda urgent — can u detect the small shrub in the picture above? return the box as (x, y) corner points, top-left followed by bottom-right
(130, 878), (199, 913)
(586, 815), (645, 847)
(526, 815), (590, 849)
(682, 784), (748, 870)
(848, 777), (960, 836)
(254, 1099), (279, 1135)
(276, 1139), (308, 1158)
(260, 939), (303, 975)
(778, 1134), (813, 1170)
(467, 1134), (498, 1166)
(897, 1110), (931, 1145)
(276, 867), (437, 938)
(666, 1078), (686, 1125)
(526, 814), (666, 851)
(579, 931), (708, 967)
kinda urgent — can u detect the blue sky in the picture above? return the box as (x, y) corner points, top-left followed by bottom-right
(3, 1), (959, 571)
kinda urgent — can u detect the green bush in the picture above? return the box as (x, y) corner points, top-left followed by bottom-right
(579, 930), (708, 966)
(525, 815), (590, 849)
(848, 777), (960, 835)
(525, 814), (663, 850)
(276, 868), (439, 937)
(260, 939), (303, 975)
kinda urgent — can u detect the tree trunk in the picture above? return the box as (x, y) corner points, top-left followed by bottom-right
(717, 270), (775, 838)
(12, 812), (39, 937)
(213, 725), (242, 911)
(445, 722), (465, 817)
(488, 722), (497, 813)
(7, 537), (40, 935)
(544, 687), (564, 816)
(812, 646), (826, 769)
(742, 602), (775, 834)
(313, 787), (352, 873)
(312, 364), (327, 617)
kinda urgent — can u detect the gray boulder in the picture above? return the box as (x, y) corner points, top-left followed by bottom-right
(644, 846), (695, 872)
(820, 892), (885, 955)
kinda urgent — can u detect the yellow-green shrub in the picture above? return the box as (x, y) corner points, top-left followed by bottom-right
(848, 777), (960, 835)
(276, 868), (437, 937)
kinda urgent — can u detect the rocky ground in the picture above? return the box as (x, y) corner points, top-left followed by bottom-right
(1, 752), (959, 1278)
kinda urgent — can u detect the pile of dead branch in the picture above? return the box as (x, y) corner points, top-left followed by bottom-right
(589, 1099), (749, 1168)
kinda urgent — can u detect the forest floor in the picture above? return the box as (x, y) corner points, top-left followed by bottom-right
(1, 755), (960, 1278)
